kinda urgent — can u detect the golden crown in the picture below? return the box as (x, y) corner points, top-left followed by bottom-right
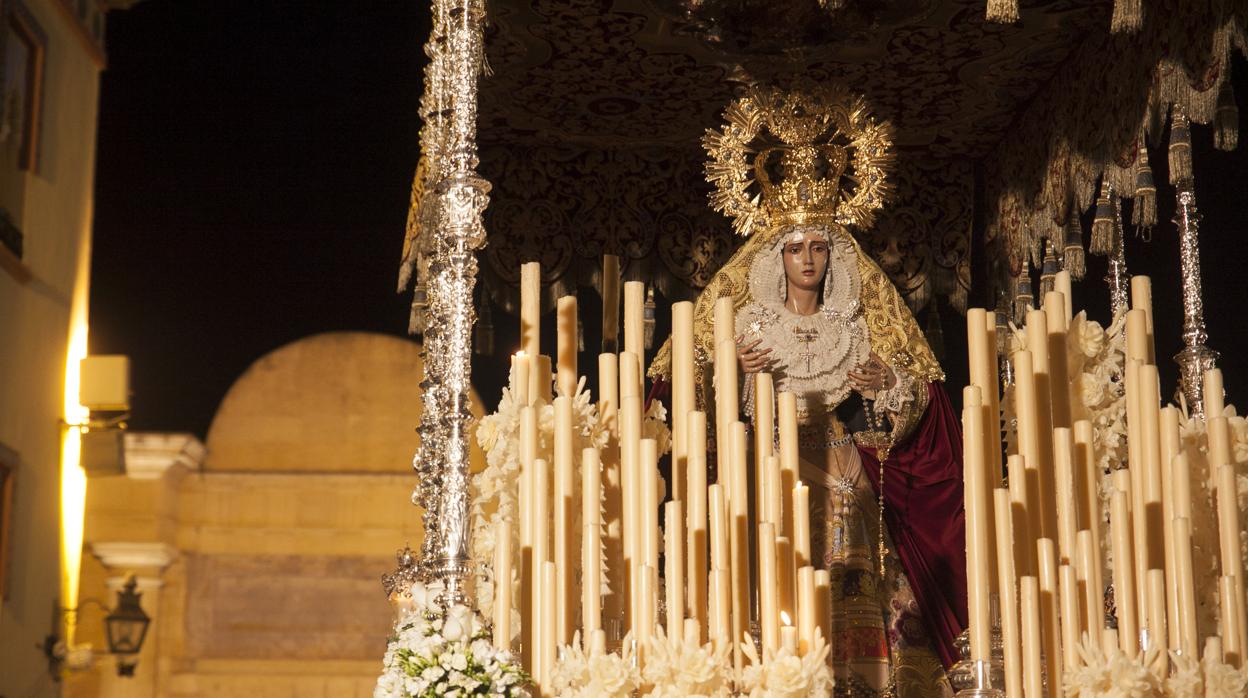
(704, 85), (894, 236)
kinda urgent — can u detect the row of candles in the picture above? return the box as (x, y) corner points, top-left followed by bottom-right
(489, 261), (829, 695)
(962, 271), (1247, 696)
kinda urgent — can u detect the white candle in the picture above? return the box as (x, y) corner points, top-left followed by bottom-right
(687, 411), (708, 639)
(514, 352), (532, 407)
(494, 520), (513, 650)
(642, 439), (661, 573)
(623, 281), (645, 392)
(797, 565), (816, 656)
(758, 522), (779, 657)
(1053, 427), (1079, 566)
(582, 448), (602, 636)
(556, 295), (578, 398)
(1037, 538), (1062, 695)
(1024, 310), (1058, 544)
(1059, 564), (1080, 670)
(672, 301), (695, 505)
(963, 386), (992, 663)
(554, 397), (574, 646)
(1171, 517), (1199, 659)
(755, 373), (776, 521)
(542, 561), (557, 690)
(1204, 367), (1226, 418)
(521, 261), (541, 360)
(1020, 576), (1044, 698)
(1130, 276), (1154, 363)
(781, 625), (798, 655)
(814, 569), (831, 654)
(778, 392), (799, 541)
(793, 482), (811, 568)
(1111, 488), (1139, 655)
(995, 488), (1024, 698)
(665, 500), (684, 635)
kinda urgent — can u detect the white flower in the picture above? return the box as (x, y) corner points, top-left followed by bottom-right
(642, 625), (732, 696)
(441, 604), (475, 642)
(1079, 372), (1106, 409)
(1203, 648), (1248, 697)
(551, 631), (639, 698)
(1076, 315), (1106, 358)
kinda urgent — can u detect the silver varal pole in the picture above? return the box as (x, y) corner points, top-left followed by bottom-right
(1106, 190), (1130, 318)
(1171, 114), (1217, 417)
(423, 0), (491, 608)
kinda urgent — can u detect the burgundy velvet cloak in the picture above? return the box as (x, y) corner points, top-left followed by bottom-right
(856, 381), (968, 668)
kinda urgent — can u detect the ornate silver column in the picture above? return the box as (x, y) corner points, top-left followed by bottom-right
(1170, 110), (1218, 417)
(1106, 188), (1130, 318)
(422, 0), (491, 609)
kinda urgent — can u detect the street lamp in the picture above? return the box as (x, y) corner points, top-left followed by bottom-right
(104, 576), (150, 676)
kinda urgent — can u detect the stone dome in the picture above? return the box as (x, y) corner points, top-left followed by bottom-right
(205, 331), (485, 472)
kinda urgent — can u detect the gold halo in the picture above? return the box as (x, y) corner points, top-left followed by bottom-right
(703, 85), (895, 237)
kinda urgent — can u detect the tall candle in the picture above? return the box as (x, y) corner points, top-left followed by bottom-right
(1209, 416), (1233, 470)
(1020, 576), (1044, 698)
(711, 568), (731, 655)
(642, 439), (661, 575)
(1219, 576), (1242, 667)
(777, 535), (795, 624)
(793, 482), (811, 568)
(1125, 309), (1149, 363)
(1204, 367), (1226, 418)
(521, 261), (541, 360)
(598, 353), (618, 434)
(1059, 563), (1080, 670)
(1138, 365), (1165, 572)
(1130, 276), (1154, 363)
(672, 301), (696, 504)
(519, 406), (537, 669)
(755, 373), (776, 516)
(1037, 538), (1062, 697)
(758, 522), (779, 657)
(994, 488), (1024, 698)
(556, 296), (578, 398)
(983, 310), (1003, 486)
(542, 561), (557, 690)
(1074, 421), (1104, 601)
(1159, 407), (1182, 651)
(514, 352), (532, 407)
(624, 281), (645, 388)
(1008, 453), (1035, 577)
(764, 455), (782, 527)
(494, 520), (513, 650)
(601, 255), (620, 352)
(1125, 360), (1148, 630)
(638, 564), (656, 657)
(534, 354), (552, 405)
(797, 565), (816, 656)
(582, 448), (602, 636)
(620, 392), (640, 633)
(729, 421), (749, 673)
(1025, 310), (1058, 544)
(1171, 517), (1199, 659)
(554, 397), (574, 645)
(778, 392), (799, 540)
(1077, 530), (1102, 643)
(1216, 462), (1248, 657)
(687, 411), (709, 638)
(1044, 291), (1072, 430)
(709, 483), (729, 651)
(963, 386), (992, 663)
(715, 339), (740, 468)
(781, 625), (798, 655)
(665, 501), (684, 635)
(814, 569), (831, 653)
(1055, 270), (1073, 321)
(1053, 427), (1079, 566)
(1172, 453), (1193, 522)
(597, 353), (623, 631)
(1146, 569), (1169, 665)
(1013, 350), (1046, 549)
(1110, 488), (1139, 655)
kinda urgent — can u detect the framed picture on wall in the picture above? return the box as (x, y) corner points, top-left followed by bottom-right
(2, 0), (46, 172)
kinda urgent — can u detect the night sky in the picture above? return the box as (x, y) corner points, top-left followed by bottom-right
(90, 2), (1248, 438)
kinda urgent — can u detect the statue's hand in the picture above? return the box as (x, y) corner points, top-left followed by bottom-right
(736, 335), (773, 374)
(849, 351), (896, 397)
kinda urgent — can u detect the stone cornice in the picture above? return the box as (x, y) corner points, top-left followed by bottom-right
(124, 432), (205, 479)
(90, 541), (176, 571)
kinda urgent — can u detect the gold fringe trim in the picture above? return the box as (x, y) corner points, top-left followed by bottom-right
(1215, 79), (1239, 151)
(1133, 135), (1157, 228)
(1110, 0), (1143, 34)
(1064, 211), (1087, 280)
(985, 0), (1019, 24)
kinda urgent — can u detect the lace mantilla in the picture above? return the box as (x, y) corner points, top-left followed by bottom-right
(738, 227), (869, 425)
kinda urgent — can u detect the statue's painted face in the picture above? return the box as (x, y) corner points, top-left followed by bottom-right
(781, 229), (829, 295)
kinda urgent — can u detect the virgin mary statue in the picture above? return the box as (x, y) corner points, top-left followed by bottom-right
(651, 86), (967, 697)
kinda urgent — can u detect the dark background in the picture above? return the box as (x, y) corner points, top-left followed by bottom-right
(90, 1), (1248, 438)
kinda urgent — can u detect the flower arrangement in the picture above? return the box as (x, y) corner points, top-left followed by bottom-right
(374, 580), (528, 698)
(1061, 637), (1248, 697)
(737, 633), (834, 698)
(549, 631), (641, 698)
(641, 624), (733, 697)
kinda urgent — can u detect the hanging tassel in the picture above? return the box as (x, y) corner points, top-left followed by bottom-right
(1090, 182), (1115, 255)
(1039, 240), (1058, 296)
(1169, 109), (1194, 188)
(474, 291), (494, 356)
(1014, 272), (1034, 325)
(985, 0), (1019, 24)
(1133, 140), (1157, 229)
(643, 285), (656, 351)
(925, 302), (945, 361)
(1215, 79), (1239, 152)
(1110, 0), (1142, 34)
(1063, 211), (1087, 280)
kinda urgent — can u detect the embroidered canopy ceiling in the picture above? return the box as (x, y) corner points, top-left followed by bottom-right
(411, 0), (1243, 328)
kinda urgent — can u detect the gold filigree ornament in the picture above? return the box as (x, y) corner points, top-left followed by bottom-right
(703, 84), (896, 237)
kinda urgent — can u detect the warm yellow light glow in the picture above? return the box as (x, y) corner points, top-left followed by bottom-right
(61, 322), (89, 641)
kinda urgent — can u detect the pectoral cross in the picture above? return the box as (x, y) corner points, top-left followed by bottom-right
(793, 326), (819, 373)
